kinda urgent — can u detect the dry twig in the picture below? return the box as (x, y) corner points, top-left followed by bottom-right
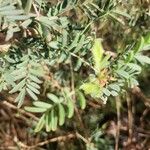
(2, 101), (39, 121)
(18, 133), (76, 149)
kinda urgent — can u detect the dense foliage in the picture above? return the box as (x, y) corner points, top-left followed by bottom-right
(0, 0), (150, 149)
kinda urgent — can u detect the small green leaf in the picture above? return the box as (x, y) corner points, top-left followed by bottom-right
(109, 84), (120, 92)
(127, 63), (141, 72)
(92, 38), (104, 72)
(45, 111), (52, 132)
(16, 88), (26, 108)
(9, 79), (26, 93)
(99, 55), (110, 70)
(74, 35), (85, 53)
(77, 91), (86, 109)
(29, 68), (44, 77)
(103, 88), (111, 96)
(53, 114), (58, 131)
(12, 68), (26, 76)
(25, 106), (47, 113)
(28, 82), (40, 89)
(14, 72), (26, 81)
(111, 91), (118, 96)
(67, 99), (74, 118)
(80, 82), (101, 97)
(0, 10), (24, 15)
(29, 74), (43, 84)
(125, 51), (134, 63)
(0, 5), (15, 11)
(26, 88), (38, 100)
(116, 70), (130, 79)
(33, 101), (52, 109)
(74, 59), (82, 71)
(133, 37), (145, 54)
(47, 93), (59, 103)
(62, 30), (68, 47)
(49, 41), (59, 49)
(51, 109), (58, 131)
(135, 54), (150, 64)
(27, 84), (40, 94)
(6, 15), (30, 20)
(17, 60), (28, 68)
(144, 32), (150, 44)
(58, 103), (65, 126)
(58, 52), (67, 63)
(21, 19), (32, 28)
(35, 114), (45, 132)
(68, 33), (80, 51)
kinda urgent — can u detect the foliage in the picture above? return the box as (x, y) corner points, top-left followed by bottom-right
(81, 35), (150, 103)
(0, 0), (150, 149)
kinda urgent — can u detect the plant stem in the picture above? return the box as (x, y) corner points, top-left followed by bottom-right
(126, 92), (133, 144)
(115, 96), (121, 150)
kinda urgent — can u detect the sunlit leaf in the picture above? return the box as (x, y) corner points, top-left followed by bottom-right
(92, 38), (104, 72)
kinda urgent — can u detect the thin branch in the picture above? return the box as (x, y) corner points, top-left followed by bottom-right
(115, 96), (121, 150)
(69, 52), (96, 71)
(2, 101), (39, 121)
(70, 59), (75, 99)
(126, 92), (133, 144)
(132, 86), (150, 107)
(18, 133), (76, 149)
(87, 101), (102, 109)
(76, 132), (89, 144)
(70, 59), (88, 138)
(33, 2), (40, 17)
(140, 108), (149, 127)
(70, 59), (85, 129)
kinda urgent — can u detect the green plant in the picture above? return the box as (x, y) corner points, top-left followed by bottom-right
(81, 36), (150, 103)
(0, 0), (150, 149)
